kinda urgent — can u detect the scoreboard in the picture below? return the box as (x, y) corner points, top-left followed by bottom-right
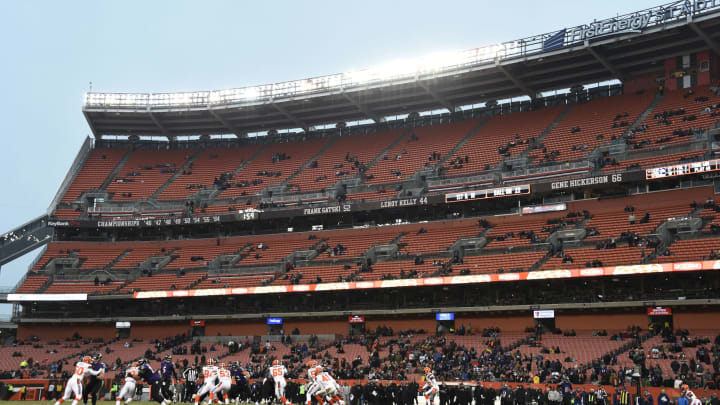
(646, 159), (720, 180)
(446, 184), (530, 203)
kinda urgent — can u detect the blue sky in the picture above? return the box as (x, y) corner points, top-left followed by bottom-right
(0, 0), (662, 313)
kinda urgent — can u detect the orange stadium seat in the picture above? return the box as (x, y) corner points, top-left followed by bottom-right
(603, 151), (705, 173)
(630, 85), (720, 147)
(106, 149), (195, 201)
(291, 129), (404, 192)
(529, 92), (654, 164)
(364, 120), (481, 185)
(157, 145), (265, 200)
(218, 138), (331, 198)
(442, 105), (566, 176)
(14, 276), (49, 293)
(61, 148), (128, 203)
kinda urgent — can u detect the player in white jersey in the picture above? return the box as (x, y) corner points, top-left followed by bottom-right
(313, 367), (343, 405)
(195, 358), (219, 405)
(268, 360), (291, 405)
(686, 391), (702, 405)
(210, 363), (233, 404)
(53, 356), (104, 405)
(421, 367), (439, 405)
(116, 362), (139, 405)
(305, 361), (324, 405)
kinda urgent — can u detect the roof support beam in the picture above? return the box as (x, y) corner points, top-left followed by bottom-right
(416, 80), (455, 112)
(585, 41), (625, 81)
(270, 101), (310, 131)
(340, 89), (383, 123)
(82, 111), (100, 139)
(147, 110), (172, 140)
(208, 108), (245, 138)
(688, 18), (720, 55)
(495, 63), (536, 98)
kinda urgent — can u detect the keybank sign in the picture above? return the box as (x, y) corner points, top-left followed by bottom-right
(568, 0), (714, 41)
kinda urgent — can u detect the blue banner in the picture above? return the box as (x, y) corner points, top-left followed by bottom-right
(543, 29), (566, 51)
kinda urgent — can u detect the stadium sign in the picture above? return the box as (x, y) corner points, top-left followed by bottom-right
(547, 174), (625, 191)
(97, 220), (141, 227)
(445, 185), (530, 203)
(647, 306), (672, 315)
(7, 293), (87, 301)
(435, 312), (455, 321)
(130, 259), (720, 300)
(379, 197), (428, 208)
(521, 203), (567, 215)
(533, 310), (555, 319)
(302, 204), (351, 216)
(57, 215), (228, 229)
(569, 13), (652, 41)
(569, 1), (705, 42)
(646, 159), (720, 179)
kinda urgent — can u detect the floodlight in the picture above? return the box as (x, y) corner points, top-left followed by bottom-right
(242, 87), (261, 100)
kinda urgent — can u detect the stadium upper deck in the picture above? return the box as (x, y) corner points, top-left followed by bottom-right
(82, 1), (720, 138)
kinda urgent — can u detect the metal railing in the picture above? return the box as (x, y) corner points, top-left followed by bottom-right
(83, 1), (720, 110)
(427, 173), (497, 187)
(505, 161), (590, 179)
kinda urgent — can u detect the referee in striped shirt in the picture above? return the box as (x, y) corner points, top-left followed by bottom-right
(182, 364), (200, 402)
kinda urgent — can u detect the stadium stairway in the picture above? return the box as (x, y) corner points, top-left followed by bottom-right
(0, 214), (53, 267)
(34, 276), (54, 293)
(278, 136), (340, 189)
(107, 279), (132, 295)
(365, 128), (412, 170)
(231, 143), (271, 177)
(99, 149), (134, 190)
(519, 104), (576, 159)
(527, 251), (553, 271)
(586, 92), (667, 168)
(103, 249), (133, 270)
(433, 118), (490, 169)
(201, 143), (272, 200)
(150, 149), (204, 199)
(619, 92), (665, 141)
(187, 273), (209, 289)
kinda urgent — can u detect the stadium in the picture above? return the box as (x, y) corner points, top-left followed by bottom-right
(1, 1), (720, 405)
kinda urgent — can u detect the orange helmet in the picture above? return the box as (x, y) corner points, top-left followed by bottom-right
(82, 356), (92, 363)
(273, 360), (280, 366)
(206, 358), (216, 366)
(307, 360), (316, 368)
(681, 384), (689, 392)
(133, 362), (138, 367)
(424, 367), (431, 375)
(219, 362), (226, 369)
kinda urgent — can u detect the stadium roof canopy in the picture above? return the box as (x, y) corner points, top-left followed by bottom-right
(83, 1), (720, 138)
